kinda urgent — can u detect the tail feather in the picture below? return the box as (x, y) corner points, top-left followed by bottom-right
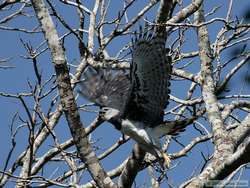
(154, 122), (186, 138)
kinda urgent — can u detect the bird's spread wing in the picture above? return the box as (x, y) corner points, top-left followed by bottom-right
(79, 66), (131, 113)
(124, 26), (172, 126)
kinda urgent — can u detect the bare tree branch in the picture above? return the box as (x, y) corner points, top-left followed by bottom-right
(30, 0), (117, 187)
(1, 0), (249, 187)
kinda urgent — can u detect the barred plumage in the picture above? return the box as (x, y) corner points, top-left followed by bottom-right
(80, 67), (130, 115)
(125, 26), (172, 126)
(80, 25), (174, 167)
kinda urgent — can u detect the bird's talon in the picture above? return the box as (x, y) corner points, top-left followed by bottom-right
(162, 152), (171, 169)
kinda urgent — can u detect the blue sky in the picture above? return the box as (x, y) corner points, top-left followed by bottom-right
(0, 0), (250, 187)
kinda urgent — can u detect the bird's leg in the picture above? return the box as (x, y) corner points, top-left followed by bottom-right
(161, 151), (171, 169)
(147, 132), (171, 169)
(99, 107), (120, 121)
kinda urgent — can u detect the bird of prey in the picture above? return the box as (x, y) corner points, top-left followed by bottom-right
(80, 25), (178, 167)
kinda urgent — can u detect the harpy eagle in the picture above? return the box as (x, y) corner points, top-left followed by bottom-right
(80, 26), (179, 167)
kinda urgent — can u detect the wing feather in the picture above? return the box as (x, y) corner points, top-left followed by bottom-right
(125, 27), (172, 126)
(79, 66), (131, 113)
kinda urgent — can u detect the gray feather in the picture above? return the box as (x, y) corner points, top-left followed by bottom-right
(80, 25), (172, 128)
(125, 27), (172, 126)
(79, 66), (131, 114)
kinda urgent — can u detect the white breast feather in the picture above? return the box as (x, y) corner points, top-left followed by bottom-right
(121, 119), (160, 148)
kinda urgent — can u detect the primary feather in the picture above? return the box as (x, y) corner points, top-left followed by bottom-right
(80, 67), (130, 115)
(79, 25), (174, 167)
(80, 26), (171, 127)
(124, 27), (171, 126)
